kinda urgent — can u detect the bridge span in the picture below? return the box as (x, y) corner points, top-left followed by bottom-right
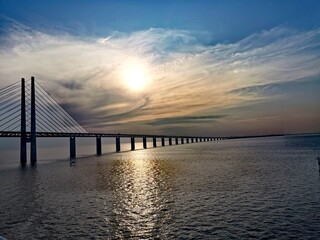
(0, 77), (228, 166)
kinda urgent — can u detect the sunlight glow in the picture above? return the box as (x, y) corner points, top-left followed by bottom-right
(124, 67), (147, 91)
(123, 64), (147, 91)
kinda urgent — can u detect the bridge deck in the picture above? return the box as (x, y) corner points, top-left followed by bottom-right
(0, 131), (219, 139)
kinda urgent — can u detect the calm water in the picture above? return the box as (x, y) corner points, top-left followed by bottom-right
(0, 135), (320, 239)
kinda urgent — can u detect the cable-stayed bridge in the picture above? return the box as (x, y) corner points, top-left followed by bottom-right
(0, 77), (228, 166)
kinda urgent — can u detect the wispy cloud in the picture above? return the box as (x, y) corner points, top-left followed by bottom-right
(1, 18), (319, 134)
(146, 115), (227, 126)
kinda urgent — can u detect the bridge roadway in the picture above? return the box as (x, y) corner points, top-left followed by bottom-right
(0, 131), (225, 140)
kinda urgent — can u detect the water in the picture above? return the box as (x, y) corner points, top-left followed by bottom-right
(0, 135), (320, 239)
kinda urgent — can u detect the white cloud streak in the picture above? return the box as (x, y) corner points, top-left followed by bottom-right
(0, 22), (319, 134)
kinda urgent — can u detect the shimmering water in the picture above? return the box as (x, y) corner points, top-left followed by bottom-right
(0, 135), (320, 239)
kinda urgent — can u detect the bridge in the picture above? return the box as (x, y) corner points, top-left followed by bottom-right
(0, 77), (228, 166)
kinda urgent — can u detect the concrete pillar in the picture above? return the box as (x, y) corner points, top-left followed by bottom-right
(131, 137), (135, 150)
(186, 138), (189, 144)
(143, 137), (147, 149)
(181, 138), (184, 144)
(30, 76), (37, 164)
(153, 137), (157, 147)
(161, 137), (165, 146)
(191, 138), (194, 143)
(116, 137), (121, 152)
(20, 78), (27, 166)
(175, 137), (178, 145)
(70, 137), (76, 159)
(96, 136), (102, 155)
(169, 138), (172, 145)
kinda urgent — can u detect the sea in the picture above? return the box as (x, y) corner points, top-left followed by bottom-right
(0, 135), (319, 239)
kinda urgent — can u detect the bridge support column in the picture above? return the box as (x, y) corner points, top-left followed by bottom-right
(175, 137), (178, 145)
(181, 138), (184, 144)
(96, 136), (102, 155)
(116, 137), (121, 152)
(186, 138), (189, 144)
(131, 137), (135, 150)
(30, 76), (37, 164)
(169, 137), (172, 145)
(153, 137), (157, 147)
(143, 137), (147, 149)
(161, 137), (165, 146)
(20, 78), (27, 166)
(191, 138), (194, 143)
(70, 137), (76, 159)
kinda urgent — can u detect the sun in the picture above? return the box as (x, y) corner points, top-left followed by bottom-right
(124, 67), (146, 91)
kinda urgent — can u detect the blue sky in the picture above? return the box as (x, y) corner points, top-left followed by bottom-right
(1, 0), (319, 40)
(0, 0), (319, 136)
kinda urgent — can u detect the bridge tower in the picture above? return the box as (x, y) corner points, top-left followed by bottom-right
(20, 77), (37, 165)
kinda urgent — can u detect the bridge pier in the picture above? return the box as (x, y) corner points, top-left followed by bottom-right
(96, 136), (102, 155)
(116, 136), (121, 152)
(143, 137), (147, 149)
(161, 137), (165, 146)
(153, 137), (157, 147)
(181, 138), (184, 144)
(186, 138), (189, 144)
(70, 137), (76, 159)
(175, 137), (178, 145)
(131, 137), (135, 150)
(191, 138), (194, 143)
(169, 137), (172, 145)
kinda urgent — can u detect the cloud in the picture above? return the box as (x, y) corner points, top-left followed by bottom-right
(0, 19), (320, 134)
(146, 115), (227, 126)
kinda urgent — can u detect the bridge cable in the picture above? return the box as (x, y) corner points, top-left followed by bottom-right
(35, 106), (67, 132)
(0, 97), (20, 113)
(0, 110), (21, 129)
(34, 94), (78, 132)
(35, 82), (86, 133)
(0, 82), (20, 94)
(0, 88), (21, 102)
(25, 92), (71, 133)
(32, 86), (81, 132)
(5, 116), (21, 131)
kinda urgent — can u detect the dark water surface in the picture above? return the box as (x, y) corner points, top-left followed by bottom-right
(0, 135), (320, 239)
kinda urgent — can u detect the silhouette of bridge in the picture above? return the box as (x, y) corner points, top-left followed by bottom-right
(0, 77), (228, 166)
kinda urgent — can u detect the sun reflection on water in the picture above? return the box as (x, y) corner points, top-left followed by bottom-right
(101, 151), (174, 239)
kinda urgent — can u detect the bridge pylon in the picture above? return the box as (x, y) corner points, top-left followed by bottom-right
(20, 77), (37, 166)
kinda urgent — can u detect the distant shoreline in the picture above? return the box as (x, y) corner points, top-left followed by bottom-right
(229, 132), (320, 139)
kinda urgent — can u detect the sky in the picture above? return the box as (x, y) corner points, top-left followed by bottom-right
(0, 0), (320, 136)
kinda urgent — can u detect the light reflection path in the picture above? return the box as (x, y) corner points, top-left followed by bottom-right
(98, 151), (175, 239)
